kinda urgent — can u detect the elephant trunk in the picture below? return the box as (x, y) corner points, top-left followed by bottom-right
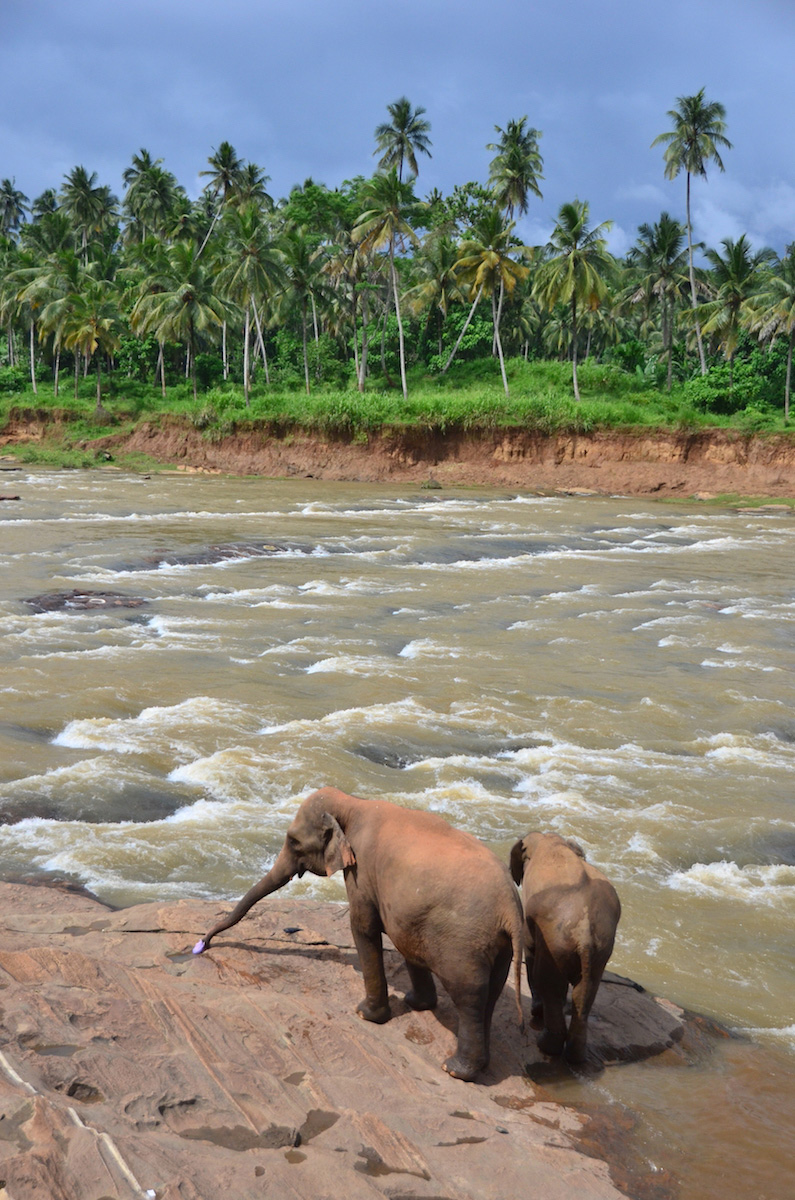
(199, 843), (296, 950)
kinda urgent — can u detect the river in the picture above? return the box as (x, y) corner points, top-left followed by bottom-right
(1, 466), (793, 1198)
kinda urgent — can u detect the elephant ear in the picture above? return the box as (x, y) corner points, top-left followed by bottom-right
(509, 838), (526, 885)
(563, 837), (586, 859)
(322, 812), (356, 876)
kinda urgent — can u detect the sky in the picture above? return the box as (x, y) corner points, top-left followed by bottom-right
(3, 0), (795, 258)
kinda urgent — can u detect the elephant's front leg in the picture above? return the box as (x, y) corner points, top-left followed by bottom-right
(349, 905), (391, 1024)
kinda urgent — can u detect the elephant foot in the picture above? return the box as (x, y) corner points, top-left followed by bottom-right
(356, 999), (391, 1025)
(405, 988), (437, 1012)
(442, 1052), (487, 1082)
(529, 1003), (544, 1030)
(537, 1029), (565, 1057)
(564, 1039), (587, 1064)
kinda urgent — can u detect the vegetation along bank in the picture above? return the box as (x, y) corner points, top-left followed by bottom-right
(2, 89), (795, 496)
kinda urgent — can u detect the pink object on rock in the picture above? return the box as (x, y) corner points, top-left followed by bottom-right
(192, 940), (206, 955)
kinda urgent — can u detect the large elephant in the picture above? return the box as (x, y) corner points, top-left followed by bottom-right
(196, 787), (524, 1082)
(509, 831), (621, 1063)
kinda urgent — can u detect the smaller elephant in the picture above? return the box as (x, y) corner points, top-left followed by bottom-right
(510, 831), (620, 1063)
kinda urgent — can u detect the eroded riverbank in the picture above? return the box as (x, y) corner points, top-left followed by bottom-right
(3, 413), (795, 496)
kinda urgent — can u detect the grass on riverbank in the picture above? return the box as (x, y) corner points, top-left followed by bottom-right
(2, 357), (792, 471)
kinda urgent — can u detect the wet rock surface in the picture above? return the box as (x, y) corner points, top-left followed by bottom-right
(138, 540), (317, 569)
(22, 590), (149, 613)
(0, 884), (713, 1199)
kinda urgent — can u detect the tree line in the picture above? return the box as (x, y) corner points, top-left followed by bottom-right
(1, 90), (794, 421)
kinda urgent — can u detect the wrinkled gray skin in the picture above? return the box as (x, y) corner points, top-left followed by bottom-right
(510, 831), (621, 1063)
(201, 787), (524, 1082)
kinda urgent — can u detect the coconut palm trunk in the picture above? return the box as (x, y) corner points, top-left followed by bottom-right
(29, 320), (38, 394)
(686, 172), (707, 375)
(492, 290), (509, 395)
(570, 293), (581, 402)
(94, 354), (103, 414)
(441, 284), (484, 374)
(301, 297), (310, 395)
(243, 303), (251, 407)
(389, 238), (408, 400)
(358, 292), (370, 392)
(252, 306), (270, 386)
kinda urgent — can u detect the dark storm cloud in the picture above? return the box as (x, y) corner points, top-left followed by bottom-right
(3, 0), (795, 252)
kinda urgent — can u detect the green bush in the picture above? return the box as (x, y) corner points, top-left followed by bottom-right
(682, 362), (768, 414)
(0, 365), (29, 394)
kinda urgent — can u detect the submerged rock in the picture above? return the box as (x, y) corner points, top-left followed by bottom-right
(138, 540), (316, 568)
(0, 884), (724, 1200)
(22, 589), (148, 613)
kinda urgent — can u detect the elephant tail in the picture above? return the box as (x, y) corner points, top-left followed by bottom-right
(509, 908), (524, 1031)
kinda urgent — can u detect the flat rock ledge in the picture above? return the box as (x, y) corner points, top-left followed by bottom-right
(0, 883), (704, 1200)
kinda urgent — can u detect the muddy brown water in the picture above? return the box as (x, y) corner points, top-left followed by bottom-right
(1, 467), (793, 1198)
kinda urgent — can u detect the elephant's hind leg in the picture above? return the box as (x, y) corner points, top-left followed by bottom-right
(405, 962), (438, 1011)
(524, 924), (543, 1026)
(533, 943), (568, 1057)
(566, 964), (603, 1063)
(484, 942), (513, 1052)
(440, 977), (490, 1082)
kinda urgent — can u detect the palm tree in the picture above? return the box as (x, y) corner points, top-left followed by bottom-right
(0, 237), (22, 365)
(122, 238), (174, 395)
(200, 141), (245, 204)
(216, 204), (285, 404)
(748, 246), (795, 422)
(197, 142), (245, 254)
(324, 225), (375, 392)
(449, 209), (529, 394)
(122, 149), (184, 243)
(374, 97), (432, 182)
(404, 232), (466, 357)
(0, 179), (29, 238)
(487, 118), (544, 220)
(626, 212), (690, 389)
(31, 189), (58, 219)
(130, 241), (230, 400)
(353, 170), (419, 399)
(5, 247), (45, 393)
(20, 209), (73, 257)
(16, 245), (82, 397)
(487, 118), (543, 349)
(232, 163), (274, 212)
(652, 89), (733, 375)
(60, 167), (118, 263)
(279, 224), (329, 395)
(699, 235), (775, 382)
(534, 200), (614, 400)
(60, 277), (123, 414)
(122, 148), (161, 236)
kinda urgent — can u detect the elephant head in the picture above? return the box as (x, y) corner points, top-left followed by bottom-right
(510, 831), (584, 884)
(196, 799), (356, 952)
(283, 804), (357, 879)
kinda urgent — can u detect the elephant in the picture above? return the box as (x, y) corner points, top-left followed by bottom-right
(509, 831), (621, 1063)
(195, 787), (524, 1082)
